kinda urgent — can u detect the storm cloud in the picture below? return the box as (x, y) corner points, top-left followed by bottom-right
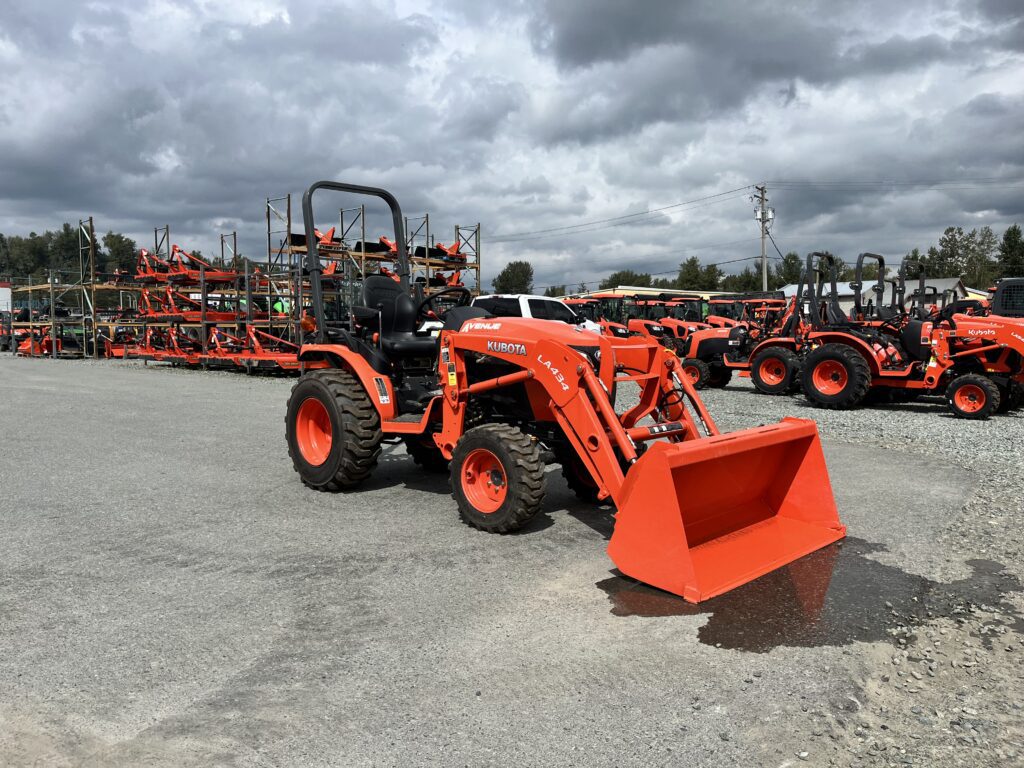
(0, 0), (1022, 290)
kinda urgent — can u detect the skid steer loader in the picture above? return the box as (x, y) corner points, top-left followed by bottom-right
(285, 182), (845, 603)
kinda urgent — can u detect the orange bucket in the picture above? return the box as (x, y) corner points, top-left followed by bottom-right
(607, 417), (845, 603)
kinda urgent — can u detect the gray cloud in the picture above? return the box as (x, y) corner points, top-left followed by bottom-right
(0, 0), (1021, 293)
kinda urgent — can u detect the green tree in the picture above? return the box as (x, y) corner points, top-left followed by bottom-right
(676, 256), (702, 289)
(492, 260), (534, 293)
(698, 263), (722, 291)
(963, 225), (998, 288)
(575, 281), (588, 294)
(49, 223), (80, 274)
(997, 224), (1024, 277)
(651, 277), (675, 289)
(543, 284), (566, 297)
(599, 270), (651, 289)
(775, 251), (804, 286)
(720, 266), (761, 293)
(934, 226), (969, 277)
(6, 232), (50, 279)
(101, 232), (137, 276)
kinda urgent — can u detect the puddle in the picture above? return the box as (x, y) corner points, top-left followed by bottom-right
(596, 537), (1024, 652)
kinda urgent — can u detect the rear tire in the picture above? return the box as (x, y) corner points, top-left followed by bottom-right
(451, 424), (545, 533)
(750, 347), (800, 395)
(801, 343), (872, 409)
(946, 374), (999, 420)
(286, 369), (382, 490)
(680, 358), (710, 390)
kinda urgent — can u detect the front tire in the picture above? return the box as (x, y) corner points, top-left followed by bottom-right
(680, 358), (711, 389)
(946, 374), (999, 420)
(451, 424), (545, 532)
(995, 380), (1022, 413)
(404, 435), (449, 472)
(750, 347), (800, 394)
(706, 365), (733, 388)
(286, 369), (382, 490)
(555, 443), (600, 503)
(801, 343), (872, 409)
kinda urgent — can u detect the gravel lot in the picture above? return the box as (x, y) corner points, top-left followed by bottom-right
(0, 356), (1021, 767)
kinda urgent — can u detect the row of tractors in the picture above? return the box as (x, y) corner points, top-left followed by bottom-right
(566, 256), (1024, 420)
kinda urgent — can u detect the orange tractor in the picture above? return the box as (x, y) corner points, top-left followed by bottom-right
(798, 254), (1024, 418)
(283, 182), (845, 603)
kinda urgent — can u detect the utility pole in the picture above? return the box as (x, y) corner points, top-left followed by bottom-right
(753, 184), (774, 291)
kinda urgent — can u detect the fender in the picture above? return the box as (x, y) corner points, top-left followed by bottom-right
(806, 332), (886, 376)
(298, 343), (399, 420)
(724, 338), (800, 369)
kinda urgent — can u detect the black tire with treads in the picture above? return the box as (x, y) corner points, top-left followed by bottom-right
(680, 358), (711, 390)
(706, 365), (733, 388)
(801, 343), (872, 410)
(946, 374), (1000, 420)
(554, 443), (600, 503)
(750, 347), (800, 395)
(404, 435), (449, 472)
(450, 424), (545, 533)
(286, 369), (382, 490)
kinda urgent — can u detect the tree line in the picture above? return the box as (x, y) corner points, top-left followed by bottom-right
(6, 220), (1024, 293)
(492, 223), (1024, 296)
(0, 224), (138, 281)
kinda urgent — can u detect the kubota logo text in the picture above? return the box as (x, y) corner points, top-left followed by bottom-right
(537, 354), (570, 391)
(487, 341), (527, 356)
(966, 328), (996, 336)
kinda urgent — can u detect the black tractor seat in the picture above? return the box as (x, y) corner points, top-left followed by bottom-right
(360, 275), (437, 359)
(899, 318), (932, 362)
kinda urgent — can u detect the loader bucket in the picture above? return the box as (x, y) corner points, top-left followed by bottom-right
(607, 417), (845, 603)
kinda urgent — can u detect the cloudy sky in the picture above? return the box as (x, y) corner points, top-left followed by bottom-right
(1, 0), (1022, 290)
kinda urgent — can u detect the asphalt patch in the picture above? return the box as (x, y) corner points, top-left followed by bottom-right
(597, 537), (1024, 652)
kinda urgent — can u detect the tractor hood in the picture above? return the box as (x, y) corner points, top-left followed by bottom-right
(458, 315), (604, 345)
(455, 315), (619, 387)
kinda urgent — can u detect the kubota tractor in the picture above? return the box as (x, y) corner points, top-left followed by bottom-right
(676, 290), (796, 391)
(798, 253), (1024, 418)
(285, 182), (845, 603)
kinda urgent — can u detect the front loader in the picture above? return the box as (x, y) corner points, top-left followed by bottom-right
(286, 181), (845, 603)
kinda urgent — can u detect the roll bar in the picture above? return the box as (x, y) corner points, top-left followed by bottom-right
(300, 181), (409, 343)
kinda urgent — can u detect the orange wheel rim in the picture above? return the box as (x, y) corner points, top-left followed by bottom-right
(954, 384), (986, 413)
(296, 397), (333, 466)
(812, 360), (848, 396)
(758, 357), (786, 386)
(683, 365), (700, 383)
(462, 448), (507, 513)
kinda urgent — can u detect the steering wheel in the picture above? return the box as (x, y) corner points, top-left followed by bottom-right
(939, 299), (984, 323)
(878, 313), (906, 335)
(415, 286), (472, 322)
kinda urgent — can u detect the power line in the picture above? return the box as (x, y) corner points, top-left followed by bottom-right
(492, 192), (755, 245)
(767, 230), (786, 259)
(533, 252), (782, 293)
(767, 178), (1024, 190)
(489, 185), (753, 242)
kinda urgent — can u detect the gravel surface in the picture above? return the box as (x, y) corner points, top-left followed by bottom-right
(0, 356), (1021, 767)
